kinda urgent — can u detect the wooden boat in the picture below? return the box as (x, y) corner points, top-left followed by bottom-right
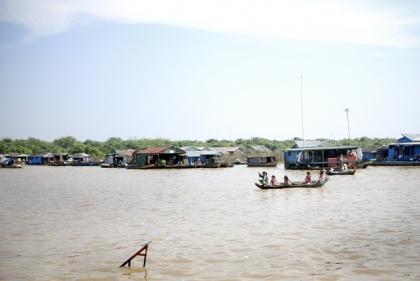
(326, 169), (356, 175)
(0, 163), (23, 168)
(0, 158), (23, 168)
(203, 163), (222, 168)
(233, 159), (247, 165)
(255, 178), (328, 189)
(247, 162), (278, 167)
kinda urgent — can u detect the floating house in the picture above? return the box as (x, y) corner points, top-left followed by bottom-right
(69, 153), (98, 166)
(247, 156), (278, 167)
(5, 153), (30, 164)
(362, 150), (377, 161)
(247, 145), (272, 154)
(284, 140), (362, 169)
(103, 149), (136, 167)
(208, 147), (244, 156)
(70, 153), (92, 162)
(246, 145), (277, 167)
(134, 146), (186, 168)
(28, 153), (55, 165)
(388, 134), (420, 161)
(50, 153), (71, 166)
(180, 147), (221, 166)
(209, 146), (245, 166)
(371, 134), (420, 166)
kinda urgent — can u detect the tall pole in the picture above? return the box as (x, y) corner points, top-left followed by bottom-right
(300, 75), (305, 147)
(345, 108), (350, 145)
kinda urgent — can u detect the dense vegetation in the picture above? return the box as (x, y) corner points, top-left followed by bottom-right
(0, 136), (396, 160)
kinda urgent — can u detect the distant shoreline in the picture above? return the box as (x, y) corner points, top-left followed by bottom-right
(0, 136), (396, 160)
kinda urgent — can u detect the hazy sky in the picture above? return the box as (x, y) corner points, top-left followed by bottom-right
(1, 0), (419, 141)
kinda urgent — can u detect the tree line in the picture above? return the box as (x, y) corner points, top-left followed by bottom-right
(0, 136), (396, 160)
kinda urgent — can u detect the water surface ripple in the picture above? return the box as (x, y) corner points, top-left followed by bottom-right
(1, 165), (420, 280)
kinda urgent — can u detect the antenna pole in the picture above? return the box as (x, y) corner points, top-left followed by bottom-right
(300, 75), (305, 146)
(345, 108), (350, 144)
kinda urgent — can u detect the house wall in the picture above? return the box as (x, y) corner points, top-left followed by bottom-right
(388, 147), (396, 160)
(415, 146), (420, 159)
(362, 152), (376, 161)
(284, 151), (298, 164)
(387, 145), (420, 160)
(136, 154), (148, 167)
(106, 155), (114, 164)
(29, 157), (44, 165)
(187, 156), (200, 165)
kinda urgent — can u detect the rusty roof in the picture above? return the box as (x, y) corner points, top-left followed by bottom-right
(140, 147), (169, 154)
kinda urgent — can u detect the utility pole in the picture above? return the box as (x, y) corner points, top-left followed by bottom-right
(345, 108), (350, 145)
(300, 75), (305, 147)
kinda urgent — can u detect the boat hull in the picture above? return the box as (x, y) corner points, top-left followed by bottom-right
(255, 178), (328, 189)
(247, 162), (278, 167)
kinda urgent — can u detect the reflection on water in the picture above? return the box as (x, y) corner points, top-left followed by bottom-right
(1, 165), (420, 280)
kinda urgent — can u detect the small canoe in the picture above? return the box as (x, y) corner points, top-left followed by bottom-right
(326, 169), (355, 175)
(255, 178), (328, 189)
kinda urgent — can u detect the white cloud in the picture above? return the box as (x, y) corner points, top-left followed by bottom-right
(1, 0), (419, 46)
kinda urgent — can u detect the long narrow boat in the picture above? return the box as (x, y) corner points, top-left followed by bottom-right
(326, 169), (356, 175)
(255, 178), (328, 189)
(247, 162), (278, 167)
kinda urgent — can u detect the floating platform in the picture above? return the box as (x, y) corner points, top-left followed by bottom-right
(370, 161), (420, 167)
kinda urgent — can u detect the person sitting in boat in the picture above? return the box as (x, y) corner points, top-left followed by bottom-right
(342, 163), (348, 171)
(259, 171), (268, 185)
(270, 175), (278, 186)
(304, 171), (312, 184)
(283, 175), (291, 186)
(318, 170), (326, 181)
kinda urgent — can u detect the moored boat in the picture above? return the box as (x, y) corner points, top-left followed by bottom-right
(203, 163), (222, 168)
(326, 169), (356, 175)
(0, 158), (23, 168)
(255, 178), (328, 189)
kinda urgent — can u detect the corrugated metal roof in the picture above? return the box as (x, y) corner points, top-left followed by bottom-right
(391, 141), (420, 146)
(140, 147), (169, 154)
(200, 150), (221, 156)
(139, 146), (186, 154)
(294, 140), (324, 148)
(180, 146), (201, 151)
(208, 147), (242, 155)
(249, 145), (271, 152)
(185, 150), (220, 157)
(401, 134), (420, 142)
(70, 153), (91, 158)
(185, 151), (202, 157)
(115, 149), (136, 156)
(285, 145), (359, 152)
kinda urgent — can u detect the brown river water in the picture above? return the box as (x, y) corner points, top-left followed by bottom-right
(1, 165), (420, 281)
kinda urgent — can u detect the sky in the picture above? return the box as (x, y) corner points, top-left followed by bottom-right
(0, 0), (419, 141)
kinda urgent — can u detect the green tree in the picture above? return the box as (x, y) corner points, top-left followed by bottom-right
(53, 136), (77, 150)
